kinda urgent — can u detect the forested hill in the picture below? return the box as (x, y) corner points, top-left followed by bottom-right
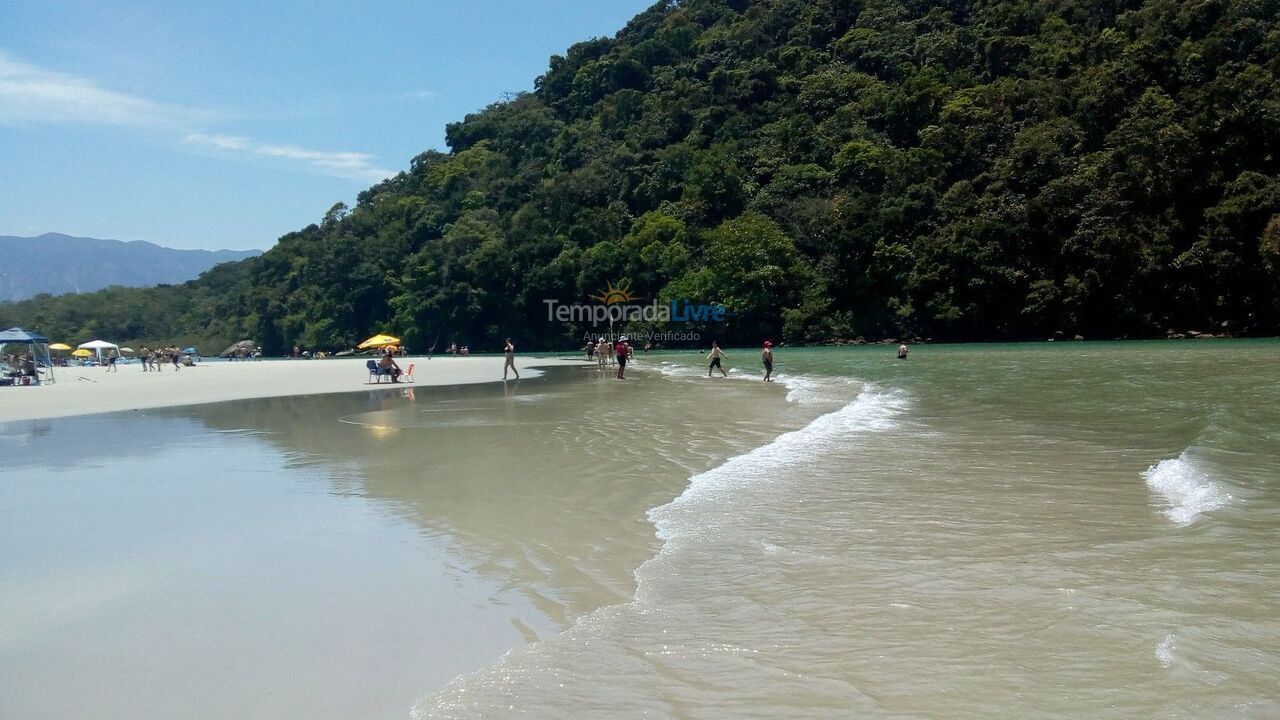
(4, 0), (1279, 352)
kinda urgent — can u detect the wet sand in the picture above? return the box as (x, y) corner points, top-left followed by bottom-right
(0, 355), (584, 423)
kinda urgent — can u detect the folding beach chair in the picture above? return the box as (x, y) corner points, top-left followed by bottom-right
(366, 359), (391, 383)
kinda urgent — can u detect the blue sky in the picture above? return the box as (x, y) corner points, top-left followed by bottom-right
(0, 0), (654, 250)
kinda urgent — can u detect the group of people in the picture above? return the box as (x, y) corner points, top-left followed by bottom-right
(138, 346), (187, 372)
(500, 337), (907, 384)
(4, 353), (38, 378)
(576, 337), (776, 381)
(704, 339), (774, 381)
(583, 336), (638, 379)
(290, 346), (334, 359)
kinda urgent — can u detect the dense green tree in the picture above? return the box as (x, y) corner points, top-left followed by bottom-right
(5, 0), (1278, 351)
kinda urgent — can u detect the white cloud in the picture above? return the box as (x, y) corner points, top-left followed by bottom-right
(184, 132), (250, 151)
(0, 51), (203, 127)
(185, 132), (394, 182)
(0, 51), (396, 183)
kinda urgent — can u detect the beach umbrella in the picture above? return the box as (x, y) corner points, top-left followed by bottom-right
(119, 347), (135, 353)
(357, 333), (400, 350)
(181, 347), (197, 354)
(71, 349), (92, 358)
(48, 342), (72, 351)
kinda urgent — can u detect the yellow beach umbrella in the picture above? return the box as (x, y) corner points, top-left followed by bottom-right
(71, 348), (92, 358)
(357, 333), (400, 350)
(48, 342), (72, 351)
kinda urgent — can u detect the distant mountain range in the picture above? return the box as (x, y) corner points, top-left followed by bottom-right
(0, 233), (261, 302)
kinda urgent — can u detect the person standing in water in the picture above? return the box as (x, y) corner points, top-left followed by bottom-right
(707, 340), (728, 378)
(761, 341), (774, 382)
(897, 342), (910, 359)
(615, 336), (629, 380)
(503, 338), (519, 380)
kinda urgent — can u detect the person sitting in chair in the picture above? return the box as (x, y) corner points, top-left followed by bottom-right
(378, 348), (402, 382)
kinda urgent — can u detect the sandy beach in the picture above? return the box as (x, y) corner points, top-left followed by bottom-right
(0, 355), (584, 424)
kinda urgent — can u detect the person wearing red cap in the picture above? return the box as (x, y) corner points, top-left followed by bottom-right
(761, 341), (774, 382)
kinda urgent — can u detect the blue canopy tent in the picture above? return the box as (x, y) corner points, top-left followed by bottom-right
(0, 327), (54, 385)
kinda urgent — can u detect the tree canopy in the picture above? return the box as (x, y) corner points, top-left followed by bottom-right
(5, 0), (1278, 351)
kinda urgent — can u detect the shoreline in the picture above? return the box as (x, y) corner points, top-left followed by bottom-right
(0, 356), (586, 424)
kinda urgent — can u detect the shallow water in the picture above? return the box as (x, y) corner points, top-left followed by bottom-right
(2, 342), (1278, 718)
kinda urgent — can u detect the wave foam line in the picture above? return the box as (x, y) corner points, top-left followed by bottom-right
(413, 384), (908, 717)
(1143, 452), (1232, 527)
(654, 360), (856, 406)
(648, 386), (908, 545)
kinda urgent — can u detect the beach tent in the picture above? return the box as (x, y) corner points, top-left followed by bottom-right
(357, 334), (400, 350)
(0, 327), (55, 384)
(220, 340), (258, 358)
(77, 339), (119, 364)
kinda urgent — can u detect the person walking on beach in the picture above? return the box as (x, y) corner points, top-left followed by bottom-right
(503, 338), (519, 380)
(139, 347), (150, 372)
(170, 347), (181, 371)
(761, 341), (774, 382)
(615, 336), (629, 380)
(707, 341), (728, 378)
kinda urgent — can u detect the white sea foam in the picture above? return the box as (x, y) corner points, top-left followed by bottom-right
(648, 386), (907, 543)
(655, 360), (854, 406)
(415, 382), (908, 716)
(1156, 633), (1176, 668)
(1143, 452), (1232, 527)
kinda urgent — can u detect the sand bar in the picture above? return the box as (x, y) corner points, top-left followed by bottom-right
(0, 355), (585, 424)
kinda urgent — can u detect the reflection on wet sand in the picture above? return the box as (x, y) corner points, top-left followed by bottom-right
(174, 366), (808, 629)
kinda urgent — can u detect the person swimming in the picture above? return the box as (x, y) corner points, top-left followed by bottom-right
(897, 343), (910, 359)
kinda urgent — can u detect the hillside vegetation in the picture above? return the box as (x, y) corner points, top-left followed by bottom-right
(5, 0), (1279, 352)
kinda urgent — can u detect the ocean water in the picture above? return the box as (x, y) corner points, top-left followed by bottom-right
(2, 342), (1278, 719)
